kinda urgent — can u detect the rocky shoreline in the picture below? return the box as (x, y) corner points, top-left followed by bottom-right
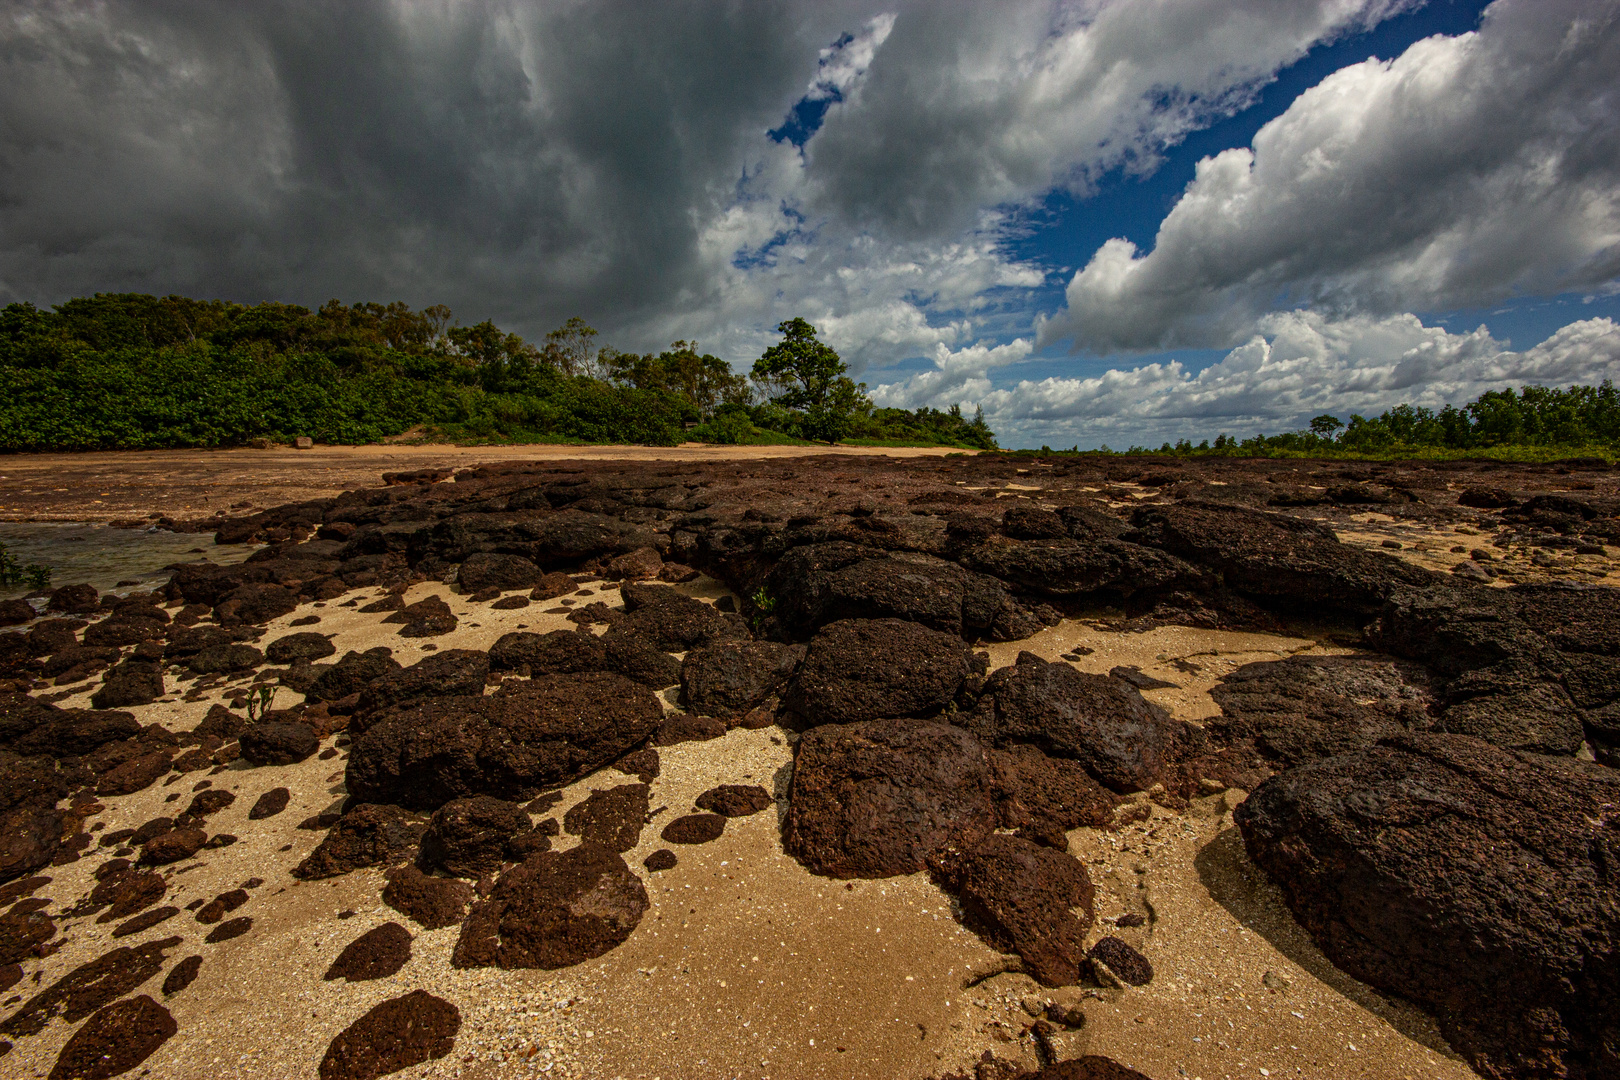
(1, 452), (1617, 1079)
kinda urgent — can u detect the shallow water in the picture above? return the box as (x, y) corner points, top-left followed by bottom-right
(0, 522), (258, 602)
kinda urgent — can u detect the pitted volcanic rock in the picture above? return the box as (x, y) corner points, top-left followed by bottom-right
(781, 618), (985, 728)
(419, 796), (532, 879)
(1236, 732), (1620, 1079)
(784, 720), (998, 879)
(345, 673), (662, 810)
(451, 842), (648, 970)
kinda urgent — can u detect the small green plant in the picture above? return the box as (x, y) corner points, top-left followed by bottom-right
(0, 542), (50, 589)
(245, 685), (277, 723)
(748, 586), (776, 633)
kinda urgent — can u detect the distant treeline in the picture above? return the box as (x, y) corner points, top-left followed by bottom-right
(1015, 382), (1620, 461)
(0, 293), (997, 451)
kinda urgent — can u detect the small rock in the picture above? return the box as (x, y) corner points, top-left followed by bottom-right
(324, 922), (412, 983)
(660, 813), (725, 845)
(1088, 936), (1152, 986)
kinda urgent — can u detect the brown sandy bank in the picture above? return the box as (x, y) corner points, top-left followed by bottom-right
(0, 443), (974, 524)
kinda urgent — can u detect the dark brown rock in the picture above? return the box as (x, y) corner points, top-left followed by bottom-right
(47, 584), (99, 615)
(612, 747), (660, 782)
(94, 750), (173, 797)
(111, 906), (179, 938)
(161, 955), (201, 997)
(306, 647), (402, 702)
(929, 833), (1094, 987)
(660, 813), (725, 845)
(356, 649), (490, 715)
(324, 922), (412, 982)
(1, 936), (181, 1037)
(784, 720), (998, 879)
(487, 629), (606, 674)
(419, 796), (531, 879)
(965, 656), (1181, 793)
(680, 641), (803, 719)
(293, 804), (425, 880)
(89, 662), (164, 709)
(266, 632), (337, 665)
(1029, 1058), (1155, 1080)
(654, 713), (726, 746)
(89, 869), (165, 921)
(458, 552), (543, 593)
(644, 849), (677, 872)
(392, 596), (458, 638)
(382, 865), (474, 930)
(192, 704), (247, 741)
(186, 643), (264, 675)
(1088, 936), (1152, 986)
(48, 994), (176, 1080)
(782, 618), (984, 727)
(563, 785), (649, 853)
(1128, 500), (1441, 614)
(0, 902), (55, 965)
(451, 842), (648, 970)
(239, 720), (319, 766)
(1235, 732), (1620, 1079)
(317, 990), (460, 1080)
(11, 707), (140, 757)
(1209, 654), (1438, 766)
(184, 789), (236, 818)
(204, 916), (251, 943)
(695, 784), (772, 818)
(990, 745), (1118, 848)
(195, 889), (248, 924)
(139, 828), (206, 866)
(344, 673), (663, 810)
(248, 787), (290, 820)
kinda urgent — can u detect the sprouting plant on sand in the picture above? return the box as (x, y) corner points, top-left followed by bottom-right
(246, 685), (277, 723)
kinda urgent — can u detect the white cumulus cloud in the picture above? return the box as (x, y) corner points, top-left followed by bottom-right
(988, 311), (1620, 447)
(1039, 0), (1620, 354)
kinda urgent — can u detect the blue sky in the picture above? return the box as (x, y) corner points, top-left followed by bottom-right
(1, 0), (1616, 448)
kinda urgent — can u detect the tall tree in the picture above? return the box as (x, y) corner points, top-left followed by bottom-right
(750, 317), (867, 443)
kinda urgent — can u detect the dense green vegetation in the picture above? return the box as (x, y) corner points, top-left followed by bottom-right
(0, 294), (998, 451)
(1006, 383), (1620, 462)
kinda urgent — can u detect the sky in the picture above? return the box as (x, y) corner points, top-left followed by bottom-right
(1, 0), (1617, 448)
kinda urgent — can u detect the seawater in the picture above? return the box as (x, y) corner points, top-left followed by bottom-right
(0, 522), (259, 602)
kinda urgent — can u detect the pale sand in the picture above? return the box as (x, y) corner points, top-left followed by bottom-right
(4, 578), (1478, 1080)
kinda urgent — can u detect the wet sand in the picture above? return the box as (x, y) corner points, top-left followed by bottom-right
(0, 444), (973, 524)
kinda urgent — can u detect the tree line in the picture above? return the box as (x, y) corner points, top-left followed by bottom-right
(1044, 382), (1620, 460)
(0, 294), (996, 451)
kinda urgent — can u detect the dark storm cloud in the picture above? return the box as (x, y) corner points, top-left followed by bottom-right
(0, 0), (858, 339)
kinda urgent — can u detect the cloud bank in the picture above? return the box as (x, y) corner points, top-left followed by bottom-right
(1039, 0), (1620, 353)
(980, 312), (1620, 448)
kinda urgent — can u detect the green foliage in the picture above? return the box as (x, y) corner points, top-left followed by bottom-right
(0, 294), (697, 449)
(245, 685), (277, 724)
(0, 542), (51, 590)
(844, 404), (998, 449)
(603, 340), (748, 416)
(750, 317), (869, 443)
(1004, 381), (1620, 461)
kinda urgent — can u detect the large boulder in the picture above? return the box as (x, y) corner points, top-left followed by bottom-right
(1129, 500), (1441, 614)
(239, 721), (319, 766)
(781, 618), (985, 728)
(356, 649), (490, 715)
(451, 842), (649, 969)
(488, 630), (605, 674)
(90, 661), (164, 709)
(680, 640), (804, 718)
(418, 796), (531, 879)
(293, 804), (426, 880)
(964, 654), (1181, 793)
(763, 544), (1040, 640)
(266, 632), (337, 665)
(957, 536), (1209, 602)
(214, 582), (299, 625)
(345, 673), (663, 810)
(10, 708), (140, 757)
(783, 720), (998, 879)
(1209, 655), (1439, 767)
(929, 833), (1094, 987)
(1235, 733), (1620, 1080)
(457, 552), (543, 593)
(614, 585), (745, 651)
(306, 648), (402, 702)
(989, 744), (1118, 848)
